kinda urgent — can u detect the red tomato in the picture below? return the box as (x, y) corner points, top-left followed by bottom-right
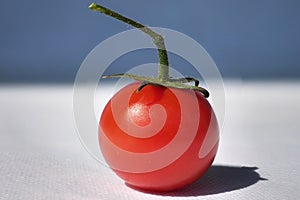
(99, 82), (219, 191)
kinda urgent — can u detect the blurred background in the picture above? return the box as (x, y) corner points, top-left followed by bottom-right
(1, 0), (300, 83)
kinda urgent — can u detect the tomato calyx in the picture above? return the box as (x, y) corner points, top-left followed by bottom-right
(102, 73), (209, 98)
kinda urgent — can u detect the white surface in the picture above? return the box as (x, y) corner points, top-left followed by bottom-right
(0, 81), (300, 200)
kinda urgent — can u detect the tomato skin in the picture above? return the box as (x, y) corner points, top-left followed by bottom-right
(99, 82), (219, 191)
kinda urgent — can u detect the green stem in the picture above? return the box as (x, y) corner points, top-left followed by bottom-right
(88, 2), (210, 98)
(89, 3), (169, 82)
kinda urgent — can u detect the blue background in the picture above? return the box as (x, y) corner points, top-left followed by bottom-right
(1, 0), (300, 83)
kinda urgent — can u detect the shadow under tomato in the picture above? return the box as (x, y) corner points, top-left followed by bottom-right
(127, 165), (267, 196)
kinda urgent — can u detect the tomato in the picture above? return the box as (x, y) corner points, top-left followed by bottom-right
(99, 82), (219, 191)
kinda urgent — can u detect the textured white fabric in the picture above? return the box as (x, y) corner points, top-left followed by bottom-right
(0, 81), (299, 200)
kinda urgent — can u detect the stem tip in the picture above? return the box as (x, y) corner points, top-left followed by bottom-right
(88, 3), (97, 11)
